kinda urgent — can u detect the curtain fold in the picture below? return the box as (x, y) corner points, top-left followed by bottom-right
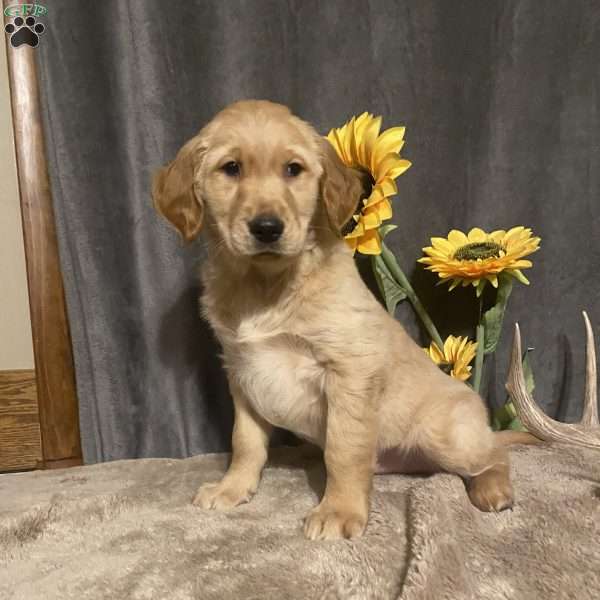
(36, 0), (600, 463)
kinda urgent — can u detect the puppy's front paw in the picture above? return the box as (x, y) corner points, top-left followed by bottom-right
(303, 502), (367, 540)
(192, 481), (255, 510)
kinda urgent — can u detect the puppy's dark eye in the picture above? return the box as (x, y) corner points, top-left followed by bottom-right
(286, 162), (303, 177)
(221, 161), (240, 177)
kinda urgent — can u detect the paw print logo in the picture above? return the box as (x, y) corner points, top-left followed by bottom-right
(5, 16), (45, 48)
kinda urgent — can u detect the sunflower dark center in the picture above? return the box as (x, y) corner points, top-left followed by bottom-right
(454, 241), (504, 261)
(341, 168), (376, 236)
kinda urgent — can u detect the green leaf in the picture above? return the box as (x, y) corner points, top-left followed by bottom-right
(491, 415), (502, 432)
(493, 348), (535, 431)
(481, 275), (513, 354)
(492, 403), (527, 432)
(508, 416), (527, 431)
(522, 349), (536, 395)
(491, 400), (517, 431)
(507, 348), (535, 432)
(379, 224), (398, 240)
(372, 253), (408, 315)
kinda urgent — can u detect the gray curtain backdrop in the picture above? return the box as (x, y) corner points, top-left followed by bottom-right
(36, 1), (599, 463)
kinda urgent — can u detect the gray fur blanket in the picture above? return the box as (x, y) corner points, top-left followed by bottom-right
(1, 444), (599, 599)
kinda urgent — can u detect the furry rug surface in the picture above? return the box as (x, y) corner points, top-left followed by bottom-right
(1, 444), (599, 599)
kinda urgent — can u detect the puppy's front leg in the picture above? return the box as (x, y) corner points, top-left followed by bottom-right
(304, 371), (378, 540)
(194, 385), (272, 510)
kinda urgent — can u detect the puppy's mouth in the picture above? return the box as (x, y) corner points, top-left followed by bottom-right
(251, 246), (301, 263)
(252, 249), (282, 259)
(248, 244), (302, 265)
(248, 247), (299, 272)
(228, 216), (306, 260)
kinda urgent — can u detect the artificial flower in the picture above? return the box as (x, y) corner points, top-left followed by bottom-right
(424, 335), (478, 381)
(418, 226), (541, 296)
(326, 112), (411, 255)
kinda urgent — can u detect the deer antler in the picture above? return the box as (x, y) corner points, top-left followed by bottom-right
(506, 312), (600, 449)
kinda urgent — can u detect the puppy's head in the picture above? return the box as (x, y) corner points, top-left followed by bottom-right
(153, 100), (364, 263)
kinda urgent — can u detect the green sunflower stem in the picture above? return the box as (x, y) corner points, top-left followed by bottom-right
(380, 242), (444, 351)
(472, 319), (485, 395)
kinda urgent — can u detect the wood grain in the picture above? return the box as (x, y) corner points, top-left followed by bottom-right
(43, 457), (83, 470)
(0, 370), (42, 471)
(4, 0), (82, 465)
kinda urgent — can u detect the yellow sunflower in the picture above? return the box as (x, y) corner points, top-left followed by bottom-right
(424, 335), (478, 381)
(326, 112), (411, 255)
(418, 227), (541, 296)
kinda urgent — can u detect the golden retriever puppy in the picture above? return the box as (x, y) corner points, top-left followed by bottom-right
(153, 100), (520, 540)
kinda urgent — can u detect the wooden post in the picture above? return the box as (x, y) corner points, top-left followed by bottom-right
(4, 0), (82, 468)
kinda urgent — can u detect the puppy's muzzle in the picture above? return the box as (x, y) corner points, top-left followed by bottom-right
(248, 214), (285, 244)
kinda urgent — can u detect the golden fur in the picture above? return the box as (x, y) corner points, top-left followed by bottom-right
(153, 100), (526, 540)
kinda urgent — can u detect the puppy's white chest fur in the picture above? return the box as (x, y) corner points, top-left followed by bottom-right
(224, 317), (327, 446)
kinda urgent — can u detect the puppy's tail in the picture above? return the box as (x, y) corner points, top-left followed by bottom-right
(494, 430), (543, 446)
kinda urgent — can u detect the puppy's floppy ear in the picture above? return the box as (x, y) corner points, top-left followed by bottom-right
(319, 138), (366, 234)
(152, 137), (206, 243)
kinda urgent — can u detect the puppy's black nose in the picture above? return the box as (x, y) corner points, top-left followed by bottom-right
(248, 214), (284, 243)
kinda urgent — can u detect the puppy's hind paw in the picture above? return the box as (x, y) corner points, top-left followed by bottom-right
(467, 465), (514, 512)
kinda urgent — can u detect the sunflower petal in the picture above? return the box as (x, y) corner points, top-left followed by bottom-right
(443, 336), (454, 360)
(420, 249), (448, 259)
(506, 226), (526, 238)
(374, 153), (411, 182)
(353, 113), (371, 164)
(467, 227), (487, 242)
(429, 343), (445, 364)
(326, 130), (344, 160)
(364, 198), (392, 221)
(430, 237), (455, 253)
(360, 209), (382, 230)
(378, 177), (398, 198)
(447, 230), (469, 247)
(356, 228), (382, 255)
(489, 230), (506, 243)
(335, 123), (352, 165)
(330, 128), (351, 164)
(510, 259), (533, 269)
(386, 159), (412, 180)
(364, 185), (385, 207)
(371, 127), (406, 171)
(344, 219), (365, 237)
(359, 116), (382, 169)
(345, 236), (358, 253)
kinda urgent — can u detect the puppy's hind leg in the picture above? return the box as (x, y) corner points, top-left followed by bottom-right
(194, 384), (272, 510)
(417, 389), (514, 512)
